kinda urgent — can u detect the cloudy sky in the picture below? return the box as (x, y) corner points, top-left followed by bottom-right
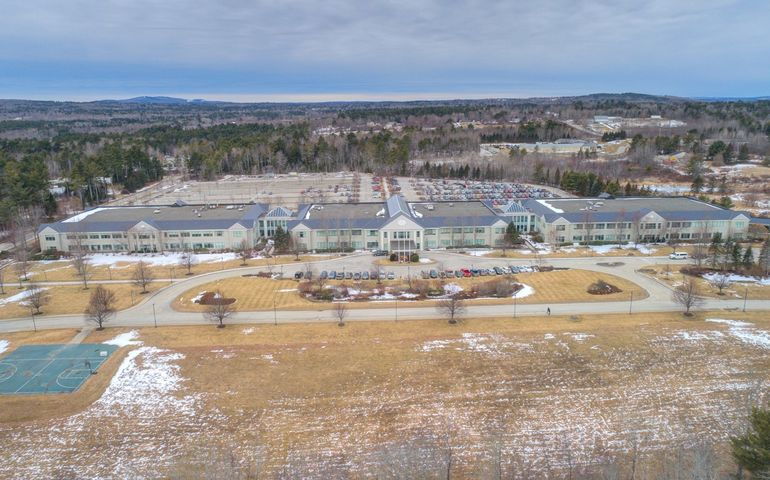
(1, 0), (769, 101)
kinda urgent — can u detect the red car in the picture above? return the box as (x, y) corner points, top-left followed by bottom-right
(462, 268), (472, 278)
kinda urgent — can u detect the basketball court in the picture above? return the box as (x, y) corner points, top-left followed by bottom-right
(0, 344), (118, 395)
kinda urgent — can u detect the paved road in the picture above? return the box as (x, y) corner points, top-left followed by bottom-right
(1, 252), (768, 333)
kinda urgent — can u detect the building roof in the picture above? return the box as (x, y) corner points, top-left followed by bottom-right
(386, 195), (411, 218)
(40, 204), (267, 233)
(292, 202), (389, 230)
(409, 201), (504, 227)
(523, 197), (748, 223)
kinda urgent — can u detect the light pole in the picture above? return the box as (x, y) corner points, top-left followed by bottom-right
(513, 294), (517, 318)
(273, 299), (277, 326)
(395, 297), (398, 322)
(153, 303), (157, 328)
(629, 291), (633, 315)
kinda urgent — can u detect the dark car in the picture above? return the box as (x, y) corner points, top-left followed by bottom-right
(370, 270), (379, 280)
(362, 271), (369, 280)
(294, 271), (303, 279)
(454, 270), (463, 278)
(372, 250), (388, 257)
(429, 269), (438, 279)
(345, 271), (353, 280)
(494, 266), (503, 275)
(471, 269), (480, 277)
(353, 272), (361, 281)
(320, 270), (328, 280)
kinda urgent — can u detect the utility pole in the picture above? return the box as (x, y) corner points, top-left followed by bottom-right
(395, 297), (398, 322)
(513, 294), (517, 318)
(153, 303), (157, 328)
(629, 291), (633, 315)
(273, 299), (277, 326)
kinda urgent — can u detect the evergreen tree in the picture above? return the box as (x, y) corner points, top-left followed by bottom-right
(760, 239), (770, 276)
(731, 242), (743, 270)
(709, 233), (723, 268)
(731, 407), (770, 476)
(742, 246), (754, 269)
(505, 221), (520, 245)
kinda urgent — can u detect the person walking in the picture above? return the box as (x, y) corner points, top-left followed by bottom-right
(546, 307), (551, 316)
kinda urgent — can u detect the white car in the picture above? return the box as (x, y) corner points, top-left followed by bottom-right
(669, 252), (688, 260)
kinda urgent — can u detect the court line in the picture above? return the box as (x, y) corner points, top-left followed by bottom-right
(14, 358), (57, 393)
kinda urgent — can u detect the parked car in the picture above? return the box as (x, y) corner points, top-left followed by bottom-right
(471, 269), (480, 277)
(362, 271), (369, 280)
(379, 269), (386, 278)
(373, 250), (388, 257)
(329, 270), (337, 279)
(454, 270), (463, 278)
(429, 269), (438, 279)
(439, 271), (446, 279)
(345, 271), (353, 280)
(494, 266), (503, 275)
(387, 271), (396, 280)
(353, 272), (361, 281)
(421, 270), (429, 279)
(305, 271), (313, 281)
(320, 270), (328, 280)
(462, 269), (472, 277)
(669, 252), (689, 260)
(294, 271), (303, 279)
(371, 270), (379, 280)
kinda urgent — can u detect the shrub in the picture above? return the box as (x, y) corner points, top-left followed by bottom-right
(587, 279), (622, 295)
(410, 253), (420, 263)
(389, 253), (398, 262)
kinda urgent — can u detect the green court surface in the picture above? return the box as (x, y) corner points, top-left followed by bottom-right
(0, 344), (118, 395)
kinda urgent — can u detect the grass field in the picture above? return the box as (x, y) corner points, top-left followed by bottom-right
(642, 264), (770, 300)
(172, 269), (648, 312)
(0, 283), (160, 320)
(1, 310), (768, 477)
(22, 254), (334, 283)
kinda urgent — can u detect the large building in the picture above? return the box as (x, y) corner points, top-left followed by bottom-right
(38, 195), (750, 254)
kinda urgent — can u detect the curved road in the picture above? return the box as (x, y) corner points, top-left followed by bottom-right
(1, 252), (767, 333)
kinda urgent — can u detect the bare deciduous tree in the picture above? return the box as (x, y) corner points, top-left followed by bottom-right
(0, 267), (5, 295)
(672, 277), (704, 316)
(25, 282), (49, 315)
(238, 239), (251, 266)
(334, 301), (348, 327)
(72, 248), (92, 289)
(85, 285), (117, 330)
(180, 250), (198, 276)
(204, 290), (234, 328)
(132, 260), (154, 293)
(713, 271), (732, 295)
(13, 248), (30, 286)
(437, 294), (466, 324)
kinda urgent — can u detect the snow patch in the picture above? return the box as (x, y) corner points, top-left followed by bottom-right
(513, 283), (535, 299)
(242, 327), (255, 335)
(103, 330), (141, 347)
(85, 252), (238, 267)
(706, 319), (770, 348)
(0, 288), (49, 307)
(0, 339), (8, 355)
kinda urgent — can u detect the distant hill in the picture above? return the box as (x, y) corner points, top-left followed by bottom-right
(97, 96), (201, 105)
(694, 96), (770, 102)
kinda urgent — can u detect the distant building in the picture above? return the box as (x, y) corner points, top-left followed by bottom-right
(38, 196), (749, 254)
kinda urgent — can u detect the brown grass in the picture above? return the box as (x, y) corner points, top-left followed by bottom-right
(643, 264), (770, 300)
(172, 269), (647, 312)
(489, 244), (692, 259)
(0, 283), (161, 320)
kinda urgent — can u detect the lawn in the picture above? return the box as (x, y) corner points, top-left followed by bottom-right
(0, 283), (161, 320)
(642, 264), (770, 300)
(172, 268), (648, 312)
(2, 310), (768, 477)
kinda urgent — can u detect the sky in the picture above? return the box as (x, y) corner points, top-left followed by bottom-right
(1, 0), (769, 102)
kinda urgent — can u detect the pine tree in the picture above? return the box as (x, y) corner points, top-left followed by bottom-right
(742, 246), (754, 269)
(731, 407), (770, 476)
(759, 239), (770, 276)
(709, 233), (723, 268)
(731, 242), (743, 270)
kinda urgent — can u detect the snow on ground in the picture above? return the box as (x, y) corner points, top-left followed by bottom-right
(103, 330), (141, 347)
(647, 184), (691, 194)
(467, 249), (492, 257)
(0, 288), (48, 307)
(85, 252), (238, 267)
(703, 272), (770, 286)
(419, 333), (533, 356)
(512, 283), (534, 299)
(242, 327), (255, 335)
(418, 257), (433, 263)
(191, 291), (206, 304)
(0, 339), (220, 478)
(0, 339), (8, 355)
(443, 283), (463, 295)
(588, 242), (658, 255)
(706, 319), (770, 348)
(564, 333), (594, 342)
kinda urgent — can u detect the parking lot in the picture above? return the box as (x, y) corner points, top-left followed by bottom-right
(396, 176), (560, 204)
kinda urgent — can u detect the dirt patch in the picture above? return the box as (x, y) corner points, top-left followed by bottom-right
(587, 279), (623, 295)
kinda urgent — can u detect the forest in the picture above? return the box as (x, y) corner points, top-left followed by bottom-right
(0, 94), (768, 233)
